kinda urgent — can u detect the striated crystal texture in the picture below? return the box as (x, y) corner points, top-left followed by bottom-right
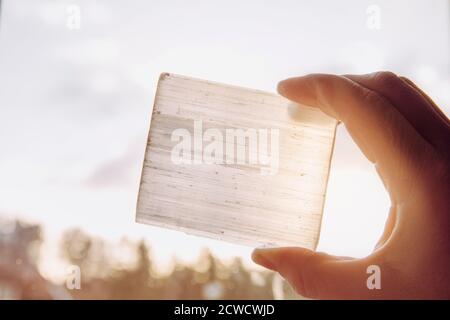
(136, 73), (337, 249)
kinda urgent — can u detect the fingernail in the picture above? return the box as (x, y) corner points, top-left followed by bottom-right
(277, 79), (289, 96)
(251, 249), (276, 271)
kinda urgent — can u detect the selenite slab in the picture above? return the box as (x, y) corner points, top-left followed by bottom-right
(136, 73), (337, 249)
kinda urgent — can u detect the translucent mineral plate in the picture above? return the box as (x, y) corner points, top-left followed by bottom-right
(136, 73), (337, 249)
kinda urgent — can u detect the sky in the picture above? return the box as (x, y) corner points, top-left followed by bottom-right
(0, 0), (449, 282)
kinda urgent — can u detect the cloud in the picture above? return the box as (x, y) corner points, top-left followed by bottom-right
(84, 137), (145, 189)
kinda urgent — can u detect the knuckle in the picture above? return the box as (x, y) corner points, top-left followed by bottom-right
(372, 71), (400, 87)
(310, 74), (334, 94)
(309, 74), (343, 106)
(359, 86), (389, 111)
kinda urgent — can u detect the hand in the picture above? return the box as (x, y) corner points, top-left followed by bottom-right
(252, 72), (450, 299)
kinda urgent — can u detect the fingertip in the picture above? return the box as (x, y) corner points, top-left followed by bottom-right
(277, 79), (290, 97)
(277, 77), (306, 96)
(251, 249), (276, 271)
(276, 75), (319, 108)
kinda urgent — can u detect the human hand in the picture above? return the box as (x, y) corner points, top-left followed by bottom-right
(252, 72), (450, 299)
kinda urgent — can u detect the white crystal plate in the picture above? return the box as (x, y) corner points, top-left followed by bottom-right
(136, 73), (337, 249)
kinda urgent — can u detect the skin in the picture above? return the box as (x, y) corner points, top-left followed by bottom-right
(251, 72), (450, 299)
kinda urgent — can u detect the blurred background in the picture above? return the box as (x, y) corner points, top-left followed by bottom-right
(0, 0), (449, 299)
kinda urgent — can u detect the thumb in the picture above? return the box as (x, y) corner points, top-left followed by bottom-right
(252, 247), (381, 299)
